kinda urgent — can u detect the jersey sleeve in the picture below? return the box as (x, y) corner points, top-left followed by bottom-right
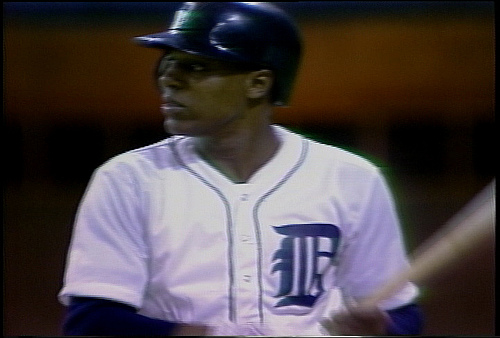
(334, 169), (419, 310)
(58, 157), (149, 309)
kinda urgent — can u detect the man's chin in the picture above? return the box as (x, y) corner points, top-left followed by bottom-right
(164, 118), (205, 137)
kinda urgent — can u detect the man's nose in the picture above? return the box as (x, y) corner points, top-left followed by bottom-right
(157, 64), (185, 91)
(158, 75), (182, 92)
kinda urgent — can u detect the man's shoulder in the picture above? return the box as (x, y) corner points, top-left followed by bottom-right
(96, 136), (183, 178)
(279, 126), (379, 175)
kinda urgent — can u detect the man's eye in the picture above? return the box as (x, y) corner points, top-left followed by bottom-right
(157, 57), (209, 75)
(186, 62), (207, 72)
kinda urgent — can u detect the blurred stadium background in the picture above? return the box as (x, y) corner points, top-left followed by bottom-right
(4, 2), (494, 335)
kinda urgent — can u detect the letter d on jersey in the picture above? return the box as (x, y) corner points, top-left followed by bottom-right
(271, 224), (340, 308)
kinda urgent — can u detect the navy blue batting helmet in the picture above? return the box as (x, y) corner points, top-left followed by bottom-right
(133, 2), (302, 106)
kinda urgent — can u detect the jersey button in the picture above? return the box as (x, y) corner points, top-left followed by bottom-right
(242, 274), (252, 282)
(241, 234), (251, 243)
(240, 194), (249, 201)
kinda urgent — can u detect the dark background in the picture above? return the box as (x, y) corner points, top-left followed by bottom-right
(4, 2), (495, 335)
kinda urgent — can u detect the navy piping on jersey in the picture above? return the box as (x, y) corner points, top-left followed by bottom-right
(170, 139), (237, 322)
(252, 139), (309, 323)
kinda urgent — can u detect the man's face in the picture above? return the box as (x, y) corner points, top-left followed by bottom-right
(157, 51), (255, 136)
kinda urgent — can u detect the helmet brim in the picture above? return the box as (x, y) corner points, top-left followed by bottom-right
(133, 30), (252, 65)
(133, 31), (199, 53)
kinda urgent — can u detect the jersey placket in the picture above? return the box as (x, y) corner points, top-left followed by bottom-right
(175, 138), (266, 324)
(231, 184), (262, 324)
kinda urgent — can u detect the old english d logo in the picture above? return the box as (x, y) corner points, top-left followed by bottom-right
(272, 223), (340, 308)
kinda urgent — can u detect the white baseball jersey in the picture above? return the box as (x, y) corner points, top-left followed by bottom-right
(59, 125), (418, 336)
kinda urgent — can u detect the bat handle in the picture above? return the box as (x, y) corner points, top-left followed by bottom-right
(359, 179), (495, 309)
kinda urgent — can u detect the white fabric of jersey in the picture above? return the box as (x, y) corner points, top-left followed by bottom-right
(59, 125), (418, 336)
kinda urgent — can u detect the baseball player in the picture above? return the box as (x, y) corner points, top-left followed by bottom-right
(59, 2), (423, 335)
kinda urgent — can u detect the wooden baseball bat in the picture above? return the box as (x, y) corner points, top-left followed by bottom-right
(359, 179), (495, 309)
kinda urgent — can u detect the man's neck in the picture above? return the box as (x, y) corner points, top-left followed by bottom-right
(193, 117), (280, 184)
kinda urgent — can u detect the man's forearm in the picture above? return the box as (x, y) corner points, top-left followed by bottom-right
(63, 297), (180, 335)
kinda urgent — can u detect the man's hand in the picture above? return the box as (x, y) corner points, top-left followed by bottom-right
(320, 306), (391, 336)
(171, 323), (210, 336)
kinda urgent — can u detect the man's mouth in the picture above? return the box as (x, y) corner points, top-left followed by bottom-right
(161, 99), (187, 117)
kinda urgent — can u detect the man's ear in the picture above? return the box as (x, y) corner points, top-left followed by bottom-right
(246, 70), (274, 100)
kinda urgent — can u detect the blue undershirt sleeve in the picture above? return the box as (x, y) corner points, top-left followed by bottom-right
(386, 303), (424, 335)
(62, 297), (179, 336)
(63, 297), (423, 335)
